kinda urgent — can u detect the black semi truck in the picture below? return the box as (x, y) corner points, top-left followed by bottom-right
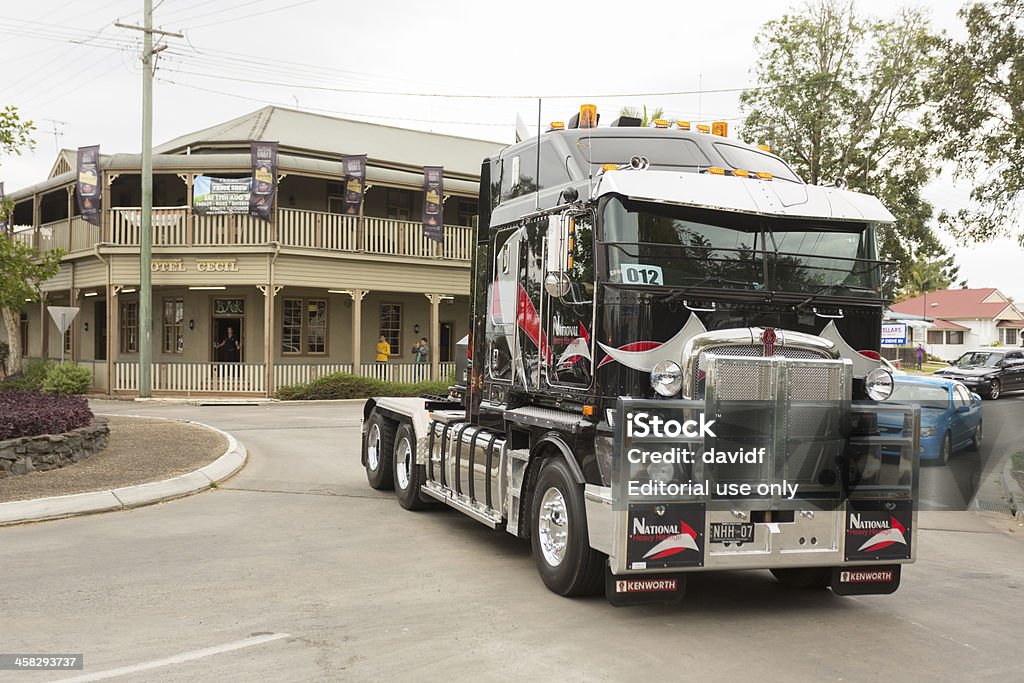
(362, 108), (919, 605)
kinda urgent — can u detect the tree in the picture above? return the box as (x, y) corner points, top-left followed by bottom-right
(619, 105), (665, 127)
(896, 252), (962, 301)
(1, 105), (58, 376)
(0, 237), (63, 375)
(929, 0), (1024, 245)
(738, 0), (950, 299)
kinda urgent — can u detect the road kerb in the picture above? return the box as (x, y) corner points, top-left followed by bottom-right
(0, 418), (246, 526)
(1001, 459), (1024, 522)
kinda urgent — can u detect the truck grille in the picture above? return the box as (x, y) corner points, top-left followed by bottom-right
(703, 353), (852, 501)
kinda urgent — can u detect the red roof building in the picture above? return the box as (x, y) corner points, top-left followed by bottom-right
(891, 288), (1023, 359)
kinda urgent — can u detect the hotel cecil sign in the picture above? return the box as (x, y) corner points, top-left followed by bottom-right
(151, 258), (239, 273)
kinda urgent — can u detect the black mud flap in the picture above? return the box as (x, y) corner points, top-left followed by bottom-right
(605, 565), (687, 607)
(830, 565), (901, 596)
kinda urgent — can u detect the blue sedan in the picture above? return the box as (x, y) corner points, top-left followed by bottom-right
(881, 376), (983, 465)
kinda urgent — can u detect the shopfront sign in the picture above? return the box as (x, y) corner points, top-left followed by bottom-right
(193, 176), (251, 215)
(76, 145), (102, 226)
(881, 322), (908, 346)
(422, 165), (444, 243)
(150, 258), (238, 273)
(342, 154), (366, 216)
(249, 141), (278, 221)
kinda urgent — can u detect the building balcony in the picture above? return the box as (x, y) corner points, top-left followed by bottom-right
(21, 206), (474, 262)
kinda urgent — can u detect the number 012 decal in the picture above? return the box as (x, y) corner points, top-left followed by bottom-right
(621, 263), (664, 286)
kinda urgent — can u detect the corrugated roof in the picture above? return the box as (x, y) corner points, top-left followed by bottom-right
(154, 106), (504, 177)
(891, 288), (1018, 320)
(931, 319), (971, 331)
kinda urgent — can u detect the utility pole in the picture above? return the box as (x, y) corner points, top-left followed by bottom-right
(116, 4), (181, 397)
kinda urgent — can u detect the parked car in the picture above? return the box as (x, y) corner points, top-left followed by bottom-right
(933, 348), (1024, 399)
(881, 376), (983, 465)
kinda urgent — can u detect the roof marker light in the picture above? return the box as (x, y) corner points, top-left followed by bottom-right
(732, 169), (750, 178)
(549, 121), (565, 130)
(579, 104), (598, 129)
(653, 119), (669, 128)
(697, 124), (710, 134)
(712, 121), (728, 137)
(756, 171), (773, 180)
(758, 144), (771, 152)
(707, 167), (726, 175)
(676, 120), (691, 130)
(600, 163), (618, 171)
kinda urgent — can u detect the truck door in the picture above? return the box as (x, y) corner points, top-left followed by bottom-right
(487, 226), (523, 388)
(543, 212), (595, 390)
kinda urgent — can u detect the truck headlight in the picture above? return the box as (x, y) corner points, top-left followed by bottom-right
(651, 360), (683, 397)
(865, 367), (894, 401)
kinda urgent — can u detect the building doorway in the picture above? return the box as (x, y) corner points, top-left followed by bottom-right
(94, 301), (107, 361)
(213, 317), (243, 362)
(440, 321), (454, 362)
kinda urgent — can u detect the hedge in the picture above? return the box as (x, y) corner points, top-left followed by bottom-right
(275, 372), (452, 401)
(0, 390), (93, 441)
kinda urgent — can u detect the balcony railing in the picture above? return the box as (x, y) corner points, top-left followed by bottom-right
(97, 206), (472, 260)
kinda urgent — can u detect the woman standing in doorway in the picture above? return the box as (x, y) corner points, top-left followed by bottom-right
(215, 326), (241, 363)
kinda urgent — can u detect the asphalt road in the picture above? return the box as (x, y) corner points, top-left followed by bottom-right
(2, 399), (1023, 682)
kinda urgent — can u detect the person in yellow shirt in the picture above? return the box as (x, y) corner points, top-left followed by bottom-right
(375, 335), (391, 362)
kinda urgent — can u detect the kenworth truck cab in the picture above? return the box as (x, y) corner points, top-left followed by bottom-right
(362, 108), (919, 606)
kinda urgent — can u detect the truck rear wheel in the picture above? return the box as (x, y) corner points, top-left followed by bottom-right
(770, 567), (831, 589)
(393, 422), (429, 510)
(364, 411), (394, 490)
(530, 458), (603, 597)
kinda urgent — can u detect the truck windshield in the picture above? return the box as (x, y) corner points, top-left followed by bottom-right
(600, 196), (880, 296)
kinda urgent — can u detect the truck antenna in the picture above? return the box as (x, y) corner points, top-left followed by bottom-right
(535, 98), (542, 211)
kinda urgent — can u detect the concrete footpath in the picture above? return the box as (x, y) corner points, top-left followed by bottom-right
(0, 417), (246, 526)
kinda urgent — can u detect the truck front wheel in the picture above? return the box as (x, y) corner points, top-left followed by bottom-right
(364, 411), (394, 490)
(530, 458), (604, 597)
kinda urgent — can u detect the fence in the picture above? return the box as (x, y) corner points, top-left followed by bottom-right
(114, 361), (266, 394)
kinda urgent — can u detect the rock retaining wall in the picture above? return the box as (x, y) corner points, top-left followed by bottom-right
(0, 418), (110, 478)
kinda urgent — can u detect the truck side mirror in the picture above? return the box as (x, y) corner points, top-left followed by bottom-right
(544, 214), (571, 298)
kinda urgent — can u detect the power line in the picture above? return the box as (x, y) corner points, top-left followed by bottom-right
(186, 0), (321, 29)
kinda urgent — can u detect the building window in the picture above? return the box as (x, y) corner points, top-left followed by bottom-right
(999, 328), (1018, 345)
(162, 298), (184, 354)
(386, 189), (413, 221)
(927, 330), (944, 344)
(379, 303), (401, 355)
(946, 331), (964, 345)
(281, 298), (328, 355)
(457, 198), (477, 227)
(120, 301), (139, 353)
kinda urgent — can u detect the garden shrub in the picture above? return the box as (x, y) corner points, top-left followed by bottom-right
(0, 390), (93, 440)
(1, 359), (55, 391)
(276, 372), (453, 401)
(42, 363), (93, 395)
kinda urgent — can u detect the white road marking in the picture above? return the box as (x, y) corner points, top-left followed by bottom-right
(52, 632), (291, 682)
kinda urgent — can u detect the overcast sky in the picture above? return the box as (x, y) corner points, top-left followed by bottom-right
(1, 0), (1020, 300)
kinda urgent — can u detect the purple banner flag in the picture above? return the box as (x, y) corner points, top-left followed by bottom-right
(249, 141), (278, 221)
(76, 145), (102, 227)
(342, 154), (366, 215)
(422, 166), (444, 244)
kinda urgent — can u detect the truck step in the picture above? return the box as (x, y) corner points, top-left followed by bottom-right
(421, 482), (504, 529)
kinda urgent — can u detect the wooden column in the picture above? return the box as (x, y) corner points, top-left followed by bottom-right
(349, 289), (367, 374)
(426, 292), (441, 381)
(32, 193), (40, 250)
(259, 281), (280, 397)
(66, 185), (74, 251)
(108, 285), (119, 394)
(39, 295), (48, 360)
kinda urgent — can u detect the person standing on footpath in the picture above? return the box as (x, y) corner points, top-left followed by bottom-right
(915, 344), (925, 370)
(376, 335), (391, 363)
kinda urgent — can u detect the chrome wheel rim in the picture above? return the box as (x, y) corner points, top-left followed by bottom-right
(538, 487), (569, 567)
(396, 437), (412, 490)
(367, 423), (381, 470)
(990, 381), (1000, 399)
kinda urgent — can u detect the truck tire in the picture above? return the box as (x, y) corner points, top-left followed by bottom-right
(364, 411), (394, 490)
(530, 458), (604, 597)
(770, 567), (831, 589)
(393, 422), (429, 510)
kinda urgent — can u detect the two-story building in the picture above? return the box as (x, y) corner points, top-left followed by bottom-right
(4, 106), (502, 395)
